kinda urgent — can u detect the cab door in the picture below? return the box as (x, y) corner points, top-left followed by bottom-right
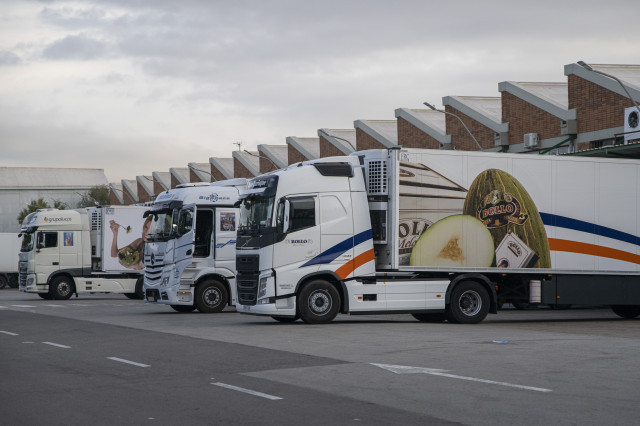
(174, 204), (195, 269)
(35, 231), (60, 284)
(215, 208), (238, 268)
(273, 195), (320, 281)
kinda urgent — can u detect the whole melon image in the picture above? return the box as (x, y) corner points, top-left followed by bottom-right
(409, 214), (494, 267)
(462, 169), (550, 268)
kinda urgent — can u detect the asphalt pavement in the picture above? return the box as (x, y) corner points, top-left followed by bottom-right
(1, 288), (639, 425)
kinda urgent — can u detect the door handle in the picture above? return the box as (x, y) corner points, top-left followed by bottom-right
(186, 249), (192, 255)
(52, 262), (59, 265)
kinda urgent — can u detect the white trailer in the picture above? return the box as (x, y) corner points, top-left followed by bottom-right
(0, 233), (21, 289)
(235, 148), (640, 323)
(18, 206), (148, 299)
(143, 180), (244, 313)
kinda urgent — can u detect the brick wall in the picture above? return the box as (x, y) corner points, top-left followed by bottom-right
(170, 175), (181, 189)
(445, 106), (495, 150)
(153, 180), (165, 195)
(123, 189), (136, 205)
(109, 191), (122, 205)
(288, 144), (308, 164)
(136, 182), (151, 204)
(319, 136), (347, 157)
(569, 75), (633, 134)
(356, 128), (386, 150)
(210, 165), (228, 182)
(259, 156), (276, 173)
(502, 92), (563, 145)
(397, 117), (440, 149)
(189, 169), (205, 183)
(234, 157), (254, 178)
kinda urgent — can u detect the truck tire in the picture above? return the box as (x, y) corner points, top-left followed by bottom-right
(171, 304), (196, 313)
(298, 280), (340, 324)
(49, 276), (74, 300)
(611, 305), (640, 319)
(124, 278), (145, 300)
(446, 281), (489, 324)
(412, 313), (447, 323)
(0, 275), (7, 289)
(195, 280), (227, 313)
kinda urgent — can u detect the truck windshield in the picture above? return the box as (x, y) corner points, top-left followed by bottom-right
(21, 232), (35, 252)
(239, 196), (275, 231)
(147, 210), (177, 241)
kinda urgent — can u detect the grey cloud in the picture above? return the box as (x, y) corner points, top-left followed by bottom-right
(42, 33), (108, 60)
(0, 51), (20, 66)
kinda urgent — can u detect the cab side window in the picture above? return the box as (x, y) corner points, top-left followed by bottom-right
(37, 232), (58, 249)
(289, 197), (315, 232)
(194, 209), (213, 257)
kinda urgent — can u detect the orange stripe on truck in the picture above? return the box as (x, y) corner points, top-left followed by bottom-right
(548, 238), (640, 265)
(335, 249), (375, 280)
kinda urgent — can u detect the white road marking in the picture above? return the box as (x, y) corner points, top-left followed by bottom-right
(0, 331), (19, 336)
(0, 305), (8, 309)
(371, 363), (552, 393)
(107, 357), (150, 368)
(43, 304), (65, 308)
(43, 341), (71, 349)
(211, 382), (283, 400)
(11, 305), (36, 308)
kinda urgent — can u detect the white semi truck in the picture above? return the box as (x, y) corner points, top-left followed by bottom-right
(0, 233), (21, 289)
(142, 180), (244, 313)
(235, 148), (640, 324)
(18, 206), (148, 299)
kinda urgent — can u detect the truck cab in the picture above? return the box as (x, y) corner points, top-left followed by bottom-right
(18, 206), (148, 300)
(143, 180), (245, 313)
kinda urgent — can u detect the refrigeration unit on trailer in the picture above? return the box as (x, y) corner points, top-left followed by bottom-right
(235, 148), (640, 324)
(18, 206), (149, 299)
(143, 180), (244, 313)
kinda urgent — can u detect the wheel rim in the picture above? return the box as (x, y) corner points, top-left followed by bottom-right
(203, 287), (221, 307)
(458, 290), (481, 316)
(58, 281), (71, 297)
(309, 290), (332, 315)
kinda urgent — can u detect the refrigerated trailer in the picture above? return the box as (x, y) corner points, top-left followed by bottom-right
(234, 148), (640, 324)
(18, 206), (148, 299)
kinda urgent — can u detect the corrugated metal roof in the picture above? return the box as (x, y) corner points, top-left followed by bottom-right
(355, 119), (398, 147)
(0, 167), (107, 189)
(209, 157), (234, 179)
(287, 137), (320, 159)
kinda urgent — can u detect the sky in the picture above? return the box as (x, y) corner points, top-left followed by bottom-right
(1, 0), (639, 183)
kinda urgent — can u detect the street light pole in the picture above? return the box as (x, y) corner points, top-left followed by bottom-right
(318, 129), (357, 151)
(577, 61), (640, 115)
(243, 150), (278, 172)
(423, 102), (483, 150)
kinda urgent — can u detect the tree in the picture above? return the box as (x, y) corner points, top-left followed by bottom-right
(16, 198), (67, 224)
(78, 185), (110, 208)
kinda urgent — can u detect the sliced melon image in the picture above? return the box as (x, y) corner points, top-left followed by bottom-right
(409, 214), (494, 267)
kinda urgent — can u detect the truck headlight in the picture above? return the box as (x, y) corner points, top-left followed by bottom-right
(258, 272), (273, 299)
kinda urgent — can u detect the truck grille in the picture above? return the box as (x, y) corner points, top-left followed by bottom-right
(18, 261), (27, 288)
(236, 272), (259, 305)
(236, 255), (259, 272)
(144, 253), (164, 285)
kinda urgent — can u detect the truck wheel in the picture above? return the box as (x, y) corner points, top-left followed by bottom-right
(195, 280), (227, 313)
(125, 278), (145, 300)
(271, 315), (299, 323)
(171, 305), (196, 313)
(0, 275), (7, 289)
(38, 293), (53, 300)
(49, 276), (74, 300)
(298, 280), (340, 324)
(412, 313), (446, 323)
(446, 281), (489, 324)
(611, 305), (640, 319)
